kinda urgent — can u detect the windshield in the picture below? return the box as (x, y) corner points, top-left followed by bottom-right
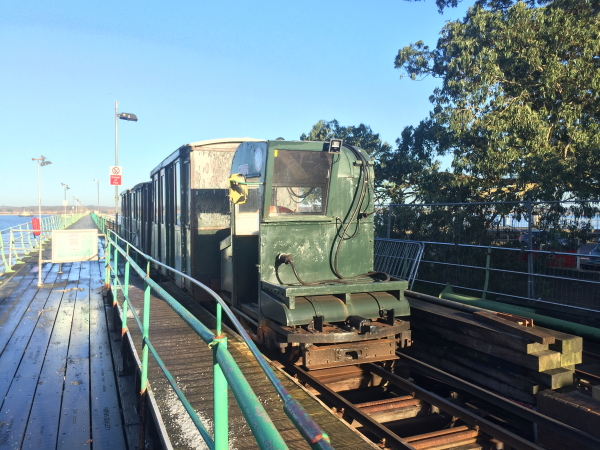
(270, 150), (332, 215)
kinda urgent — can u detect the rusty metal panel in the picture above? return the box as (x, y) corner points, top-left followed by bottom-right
(191, 144), (240, 190)
(302, 338), (398, 369)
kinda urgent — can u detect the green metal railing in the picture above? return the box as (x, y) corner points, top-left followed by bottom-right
(0, 214), (83, 276)
(92, 213), (333, 450)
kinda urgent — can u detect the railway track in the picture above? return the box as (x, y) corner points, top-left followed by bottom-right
(279, 355), (600, 450)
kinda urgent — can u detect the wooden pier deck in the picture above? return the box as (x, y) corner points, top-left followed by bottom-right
(1, 215), (374, 449)
(0, 217), (127, 450)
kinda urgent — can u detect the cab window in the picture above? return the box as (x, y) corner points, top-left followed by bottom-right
(270, 150), (332, 215)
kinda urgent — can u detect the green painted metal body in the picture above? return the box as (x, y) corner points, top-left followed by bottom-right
(227, 140), (410, 325)
(439, 284), (600, 342)
(93, 214), (333, 450)
(261, 281), (409, 326)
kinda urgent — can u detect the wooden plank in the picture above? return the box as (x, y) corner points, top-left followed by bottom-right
(411, 320), (561, 372)
(411, 338), (541, 394)
(472, 311), (555, 344)
(89, 270), (126, 449)
(408, 298), (549, 353)
(0, 282), (55, 406)
(534, 326), (583, 354)
(22, 279), (78, 450)
(0, 266), (37, 309)
(410, 345), (537, 404)
(0, 268), (47, 355)
(413, 330), (574, 389)
(67, 262), (81, 282)
(105, 302), (139, 449)
(57, 263), (91, 449)
(561, 352), (583, 367)
(0, 283), (65, 449)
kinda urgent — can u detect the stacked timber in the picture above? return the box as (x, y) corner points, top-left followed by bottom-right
(406, 297), (582, 405)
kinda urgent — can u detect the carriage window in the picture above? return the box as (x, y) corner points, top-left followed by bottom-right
(270, 150), (332, 215)
(175, 161), (181, 226)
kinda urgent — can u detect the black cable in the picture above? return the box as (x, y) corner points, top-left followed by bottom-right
(331, 143), (372, 278)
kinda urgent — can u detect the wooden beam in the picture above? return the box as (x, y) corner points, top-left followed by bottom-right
(472, 311), (555, 345)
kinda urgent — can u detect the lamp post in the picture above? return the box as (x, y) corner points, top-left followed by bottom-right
(115, 101), (138, 230)
(93, 179), (99, 213)
(61, 183), (69, 215)
(32, 155), (52, 287)
(73, 196), (78, 215)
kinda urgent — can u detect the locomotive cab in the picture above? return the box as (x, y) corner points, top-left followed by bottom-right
(222, 140), (410, 369)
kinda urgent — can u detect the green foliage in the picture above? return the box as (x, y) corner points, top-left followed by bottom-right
(301, 120), (395, 201)
(394, 0), (600, 203)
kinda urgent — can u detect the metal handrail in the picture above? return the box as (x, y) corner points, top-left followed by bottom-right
(92, 213), (333, 450)
(0, 214), (83, 276)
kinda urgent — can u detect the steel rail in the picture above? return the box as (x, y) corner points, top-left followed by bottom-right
(367, 363), (545, 450)
(393, 354), (600, 449)
(283, 363), (418, 450)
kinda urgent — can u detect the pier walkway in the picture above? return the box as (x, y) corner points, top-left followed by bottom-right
(0, 216), (127, 449)
(0, 215), (373, 449)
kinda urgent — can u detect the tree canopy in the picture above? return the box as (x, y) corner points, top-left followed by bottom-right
(392, 0), (600, 203)
(301, 120), (398, 202)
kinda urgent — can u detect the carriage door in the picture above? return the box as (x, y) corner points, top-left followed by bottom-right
(182, 157), (191, 290)
(173, 160), (183, 286)
(160, 168), (168, 274)
(152, 174), (160, 261)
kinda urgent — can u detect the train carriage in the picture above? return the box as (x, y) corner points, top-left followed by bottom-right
(120, 182), (152, 253)
(121, 137), (411, 370)
(148, 138), (262, 289)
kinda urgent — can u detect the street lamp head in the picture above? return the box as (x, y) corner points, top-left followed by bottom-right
(41, 160), (52, 166)
(93, 179), (98, 183)
(118, 112), (138, 122)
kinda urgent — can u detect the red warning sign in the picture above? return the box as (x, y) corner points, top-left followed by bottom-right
(110, 175), (122, 186)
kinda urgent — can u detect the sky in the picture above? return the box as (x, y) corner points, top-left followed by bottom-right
(0, 0), (471, 208)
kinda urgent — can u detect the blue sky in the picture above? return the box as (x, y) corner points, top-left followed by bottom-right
(0, 0), (470, 207)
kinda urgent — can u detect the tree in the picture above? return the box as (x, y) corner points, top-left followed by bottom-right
(301, 120), (401, 202)
(394, 0), (600, 203)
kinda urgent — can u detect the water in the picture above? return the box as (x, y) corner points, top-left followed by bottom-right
(0, 215), (50, 232)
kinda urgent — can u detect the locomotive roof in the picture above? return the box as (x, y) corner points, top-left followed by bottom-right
(150, 137), (264, 176)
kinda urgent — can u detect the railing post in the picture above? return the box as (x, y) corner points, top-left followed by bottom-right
(527, 198), (535, 300)
(482, 245), (492, 300)
(387, 204), (392, 239)
(12, 228), (23, 265)
(105, 240), (112, 289)
(121, 247), (131, 342)
(25, 223), (34, 252)
(18, 225), (27, 256)
(112, 246), (119, 308)
(0, 232), (13, 273)
(213, 302), (229, 450)
(138, 280), (152, 450)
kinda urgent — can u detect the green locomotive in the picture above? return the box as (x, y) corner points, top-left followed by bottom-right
(121, 138), (411, 369)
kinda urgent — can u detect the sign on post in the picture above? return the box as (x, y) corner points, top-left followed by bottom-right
(109, 166), (122, 186)
(51, 229), (99, 262)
